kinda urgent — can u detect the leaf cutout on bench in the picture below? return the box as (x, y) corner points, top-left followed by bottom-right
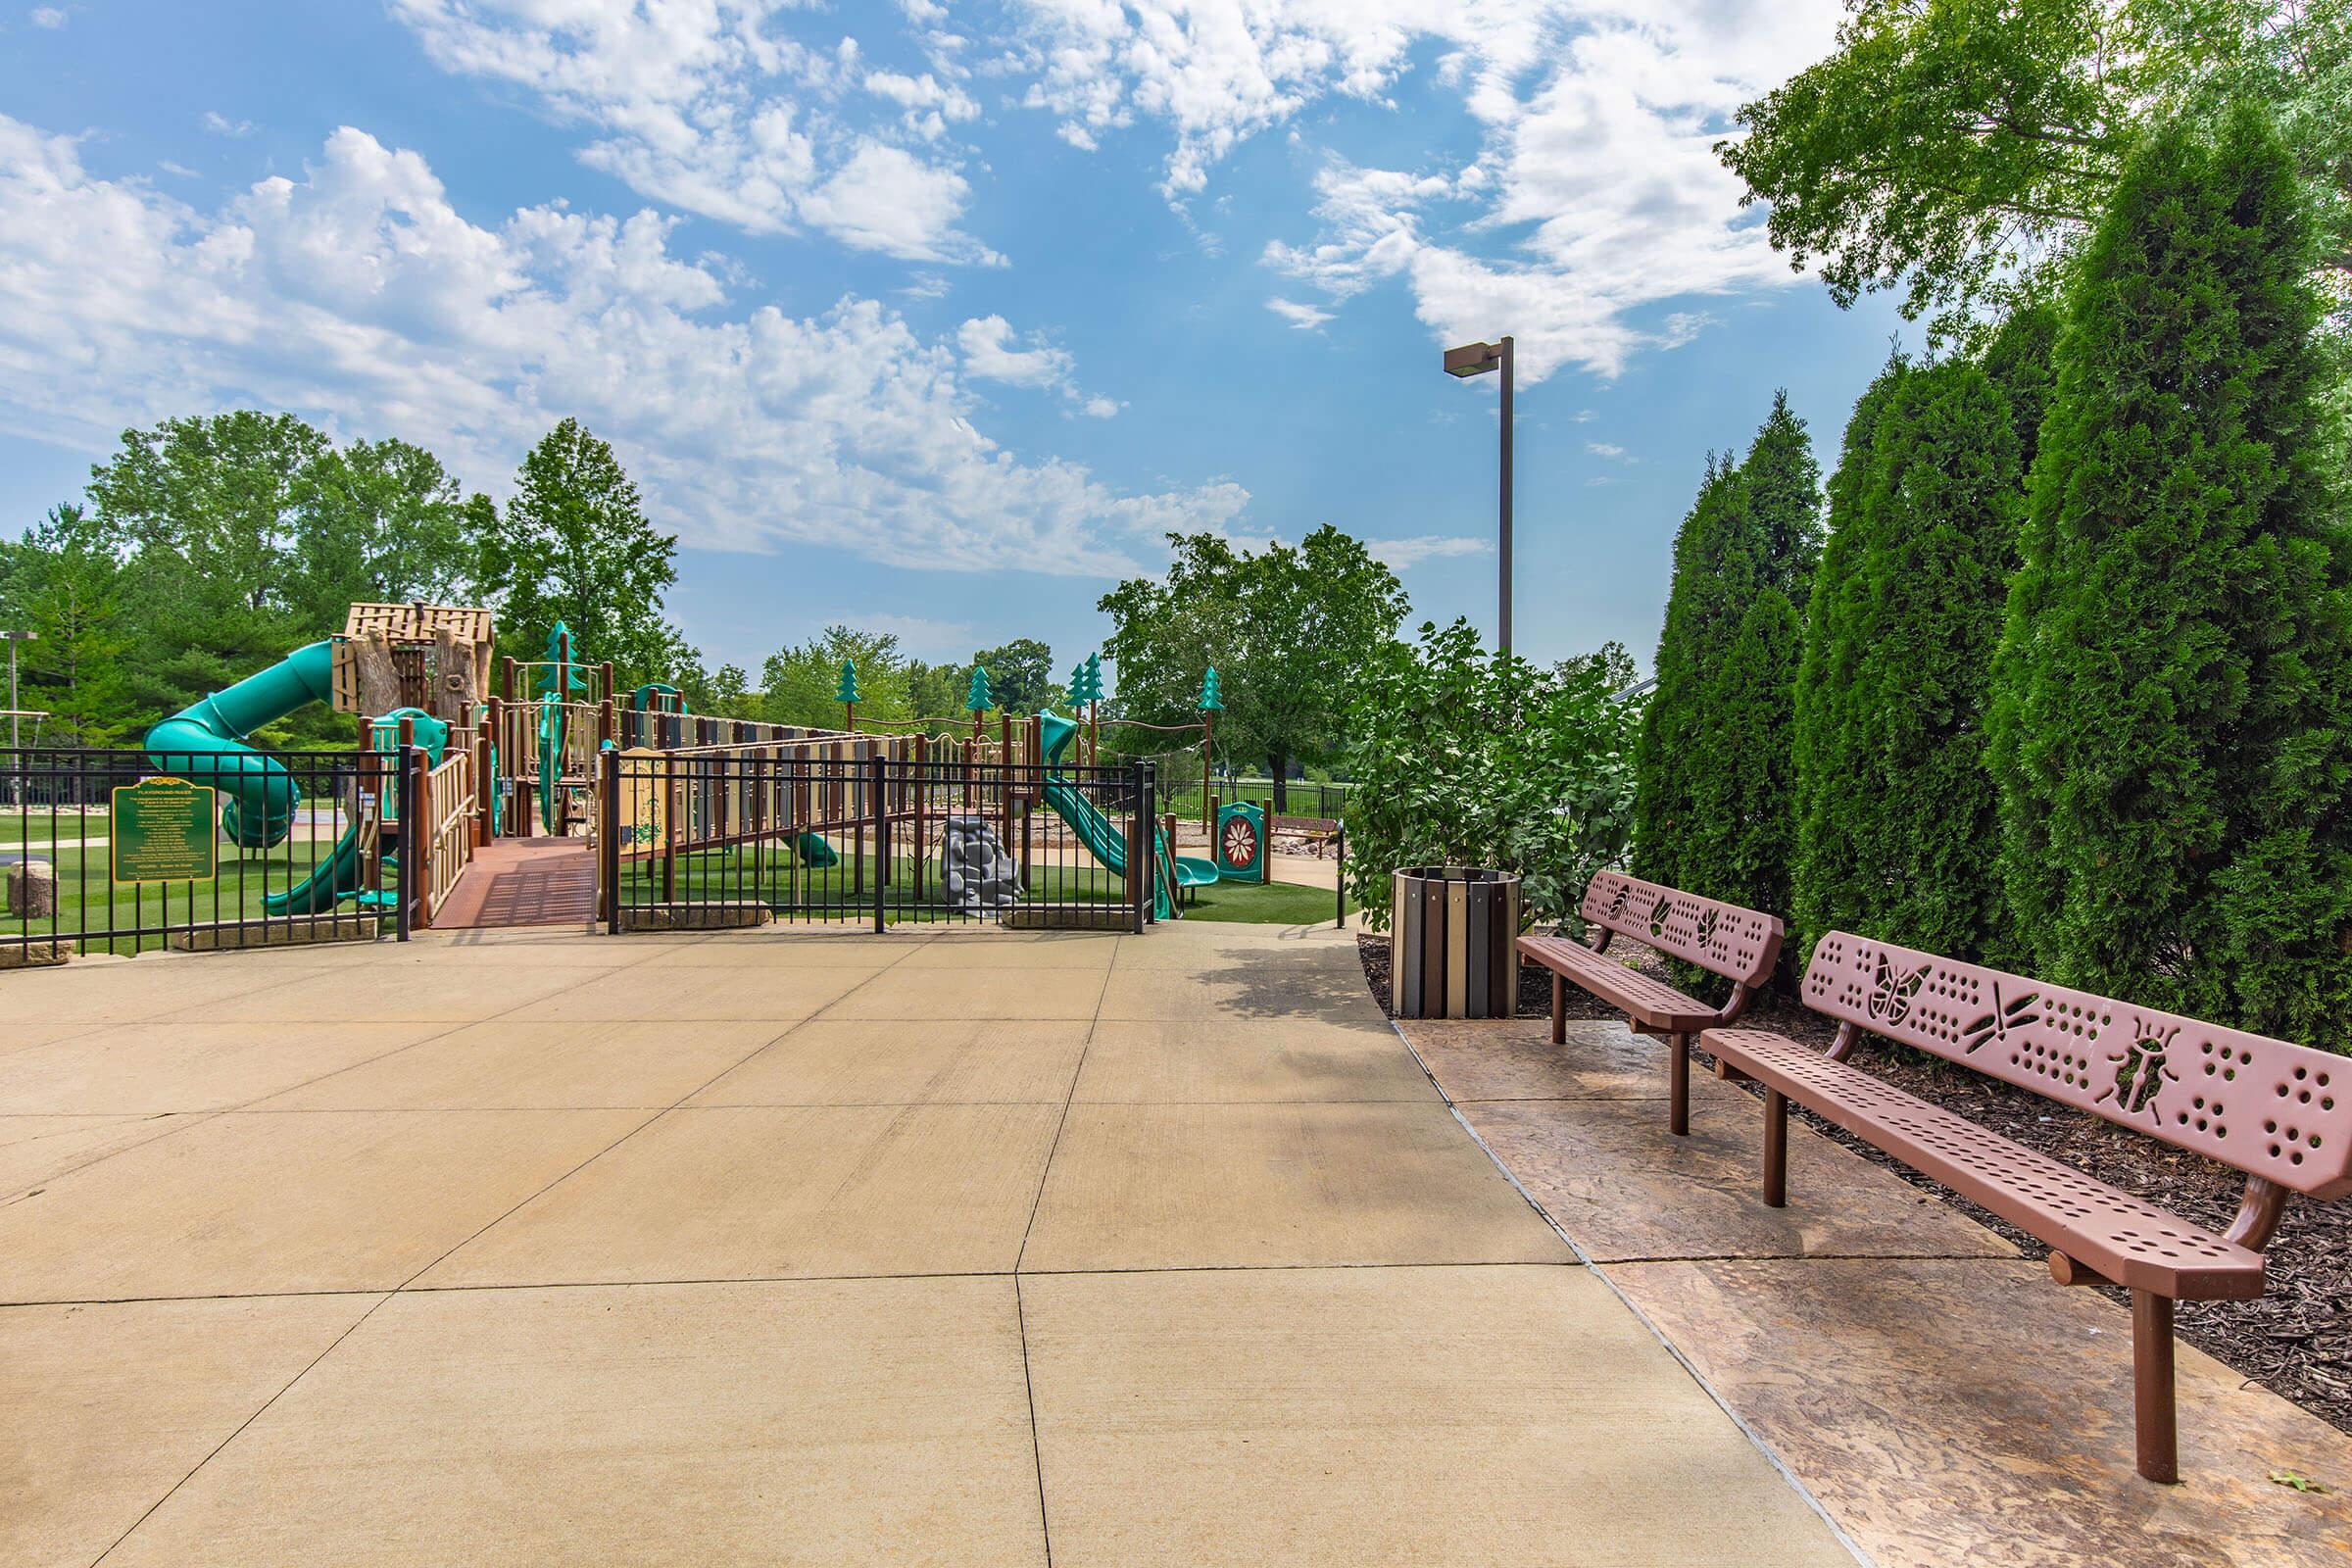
(1694, 906), (1718, 953)
(1647, 894), (1672, 939)
(1604, 881), (1630, 921)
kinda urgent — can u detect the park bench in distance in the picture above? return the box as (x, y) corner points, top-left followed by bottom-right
(1516, 871), (1784, 1135)
(1703, 932), (2352, 1483)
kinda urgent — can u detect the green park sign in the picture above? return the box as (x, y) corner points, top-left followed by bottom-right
(110, 776), (219, 884)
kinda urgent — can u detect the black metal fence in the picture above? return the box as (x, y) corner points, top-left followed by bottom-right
(601, 749), (1161, 932)
(0, 747), (409, 960)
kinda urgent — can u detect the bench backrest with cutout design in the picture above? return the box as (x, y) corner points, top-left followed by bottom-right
(1803, 931), (2352, 1200)
(1582, 870), (1784, 992)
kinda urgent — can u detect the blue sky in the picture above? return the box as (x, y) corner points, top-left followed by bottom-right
(0, 0), (1905, 684)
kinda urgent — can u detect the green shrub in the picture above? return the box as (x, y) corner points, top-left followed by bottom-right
(1987, 106), (2352, 1042)
(1342, 619), (1636, 931)
(1793, 358), (2023, 963)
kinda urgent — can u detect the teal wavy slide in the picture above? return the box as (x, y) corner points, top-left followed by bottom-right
(1038, 711), (1181, 919)
(143, 639), (368, 914)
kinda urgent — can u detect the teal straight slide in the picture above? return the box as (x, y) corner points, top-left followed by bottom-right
(1037, 711), (1199, 919)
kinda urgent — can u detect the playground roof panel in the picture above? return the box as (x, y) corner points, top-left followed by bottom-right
(342, 603), (495, 647)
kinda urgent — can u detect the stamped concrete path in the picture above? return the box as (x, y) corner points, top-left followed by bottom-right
(1401, 1014), (2352, 1568)
(2, 921), (1851, 1566)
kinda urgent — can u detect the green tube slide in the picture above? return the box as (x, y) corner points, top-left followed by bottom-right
(143, 640), (370, 914)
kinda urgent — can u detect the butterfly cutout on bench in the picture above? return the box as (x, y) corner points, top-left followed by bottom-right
(1868, 954), (1930, 1027)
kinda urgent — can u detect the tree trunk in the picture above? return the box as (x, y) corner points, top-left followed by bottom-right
(355, 629), (404, 718)
(1269, 750), (1289, 813)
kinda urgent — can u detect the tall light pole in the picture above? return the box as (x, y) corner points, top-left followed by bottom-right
(1443, 336), (1514, 656)
(2, 631), (33, 750)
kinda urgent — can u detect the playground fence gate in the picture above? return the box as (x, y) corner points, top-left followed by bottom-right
(599, 749), (1162, 933)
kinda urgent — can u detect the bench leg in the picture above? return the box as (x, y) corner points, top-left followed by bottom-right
(2132, 1291), (2180, 1483)
(1550, 973), (1564, 1046)
(1763, 1089), (1788, 1206)
(1669, 1032), (1690, 1136)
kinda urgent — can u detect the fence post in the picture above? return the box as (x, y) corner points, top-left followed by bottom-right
(870, 748), (888, 934)
(601, 746), (620, 933)
(395, 746), (417, 942)
(1126, 760), (1144, 935)
(1335, 821), (1347, 929)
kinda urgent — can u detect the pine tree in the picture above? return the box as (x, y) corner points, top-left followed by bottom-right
(1793, 359), (2023, 963)
(1987, 107), (2352, 1041)
(1633, 392), (1820, 946)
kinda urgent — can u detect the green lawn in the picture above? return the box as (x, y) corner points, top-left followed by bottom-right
(613, 843), (1338, 927)
(616, 847), (1133, 923)
(1179, 877), (1343, 925)
(1, 840), (385, 956)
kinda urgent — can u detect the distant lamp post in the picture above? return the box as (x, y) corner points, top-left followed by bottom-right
(1443, 335), (1515, 657)
(2, 630), (34, 750)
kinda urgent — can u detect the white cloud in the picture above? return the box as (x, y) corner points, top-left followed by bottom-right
(957, 314), (1118, 418)
(1001, 2), (1841, 381)
(0, 117), (1238, 577)
(1368, 534), (1492, 569)
(1586, 441), (1627, 459)
(29, 6), (66, 27)
(958, 314), (1074, 387)
(200, 111), (253, 137)
(389, 0), (999, 264)
(1265, 296), (1331, 330)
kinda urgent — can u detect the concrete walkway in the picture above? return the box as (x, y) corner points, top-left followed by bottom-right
(1, 922), (1850, 1566)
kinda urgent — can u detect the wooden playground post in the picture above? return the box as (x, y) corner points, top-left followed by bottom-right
(852, 738), (867, 896)
(912, 733), (928, 903)
(599, 661), (614, 707)
(660, 751), (677, 905)
(500, 656), (514, 703)
(474, 713), (494, 847)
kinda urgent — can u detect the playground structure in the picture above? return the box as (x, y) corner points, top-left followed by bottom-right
(116, 607), (1247, 939)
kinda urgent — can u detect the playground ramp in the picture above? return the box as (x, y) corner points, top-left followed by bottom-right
(427, 839), (597, 929)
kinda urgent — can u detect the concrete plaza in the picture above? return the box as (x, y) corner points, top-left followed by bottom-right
(2, 920), (1848, 1567)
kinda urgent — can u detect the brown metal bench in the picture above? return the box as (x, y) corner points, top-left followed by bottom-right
(1703, 931), (2352, 1483)
(1516, 871), (1784, 1135)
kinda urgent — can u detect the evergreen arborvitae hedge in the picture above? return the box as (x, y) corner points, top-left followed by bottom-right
(1987, 107), (2352, 1042)
(1633, 392), (1820, 944)
(1792, 359), (2022, 963)
(1792, 354), (1906, 956)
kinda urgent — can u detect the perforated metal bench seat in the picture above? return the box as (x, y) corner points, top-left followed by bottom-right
(1516, 934), (1722, 1032)
(1702, 1026), (2266, 1300)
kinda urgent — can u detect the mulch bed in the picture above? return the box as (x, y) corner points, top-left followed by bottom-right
(1359, 931), (2352, 1437)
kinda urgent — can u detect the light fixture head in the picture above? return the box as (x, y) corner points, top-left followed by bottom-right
(1443, 341), (1501, 377)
